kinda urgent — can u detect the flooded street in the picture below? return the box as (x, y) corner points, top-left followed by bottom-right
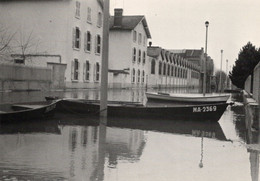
(0, 90), (258, 181)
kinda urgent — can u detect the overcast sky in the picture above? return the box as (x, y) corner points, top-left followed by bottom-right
(110, 0), (260, 72)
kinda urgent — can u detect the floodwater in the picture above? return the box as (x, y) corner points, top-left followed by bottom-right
(0, 90), (259, 181)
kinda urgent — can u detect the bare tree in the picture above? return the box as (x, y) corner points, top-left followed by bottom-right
(14, 30), (41, 60)
(0, 24), (15, 57)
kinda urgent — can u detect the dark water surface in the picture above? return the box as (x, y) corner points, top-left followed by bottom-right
(0, 91), (258, 181)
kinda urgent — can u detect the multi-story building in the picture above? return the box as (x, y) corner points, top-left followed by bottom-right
(147, 46), (200, 89)
(0, 0), (103, 89)
(108, 9), (151, 89)
(170, 48), (214, 92)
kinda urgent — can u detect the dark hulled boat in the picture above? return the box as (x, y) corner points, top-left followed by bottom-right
(54, 98), (232, 122)
(0, 100), (59, 122)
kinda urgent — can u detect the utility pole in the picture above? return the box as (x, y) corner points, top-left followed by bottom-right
(100, 0), (110, 117)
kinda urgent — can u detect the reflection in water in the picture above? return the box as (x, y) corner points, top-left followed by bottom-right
(244, 102), (260, 181)
(0, 92), (257, 181)
(229, 93), (260, 181)
(0, 114), (228, 181)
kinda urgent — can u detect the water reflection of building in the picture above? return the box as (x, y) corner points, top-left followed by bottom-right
(244, 105), (260, 181)
(0, 121), (146, 180)
(106, 127), (146, 168)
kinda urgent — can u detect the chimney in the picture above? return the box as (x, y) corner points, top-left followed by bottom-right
(114, 8), (123, 27)
(149, 41), (152, 47)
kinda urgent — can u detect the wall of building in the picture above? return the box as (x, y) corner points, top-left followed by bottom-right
(109, 31), (132, 70)
(0, 0), (103, 89)
(108, 19), (148, 88)
(67, 0), (103, 88)
(130, 22), (148, 88)
(0, 64), (52, 91)
(253, 64), (260, 103)
(245, 75), (251, 94)
(0, 0), (71, 60)
(147, 48), (200, 89)
(245, 62), (260, 103)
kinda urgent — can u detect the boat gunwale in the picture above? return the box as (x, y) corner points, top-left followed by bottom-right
(0, 100), (58, 115)
(146, 92), (230, 99)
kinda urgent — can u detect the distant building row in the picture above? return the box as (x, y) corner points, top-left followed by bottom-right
(0, 0), (214, 90)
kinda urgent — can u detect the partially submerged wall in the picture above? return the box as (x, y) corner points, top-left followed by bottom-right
(0, 64), (52, 91)
(244, 62), (260, 103)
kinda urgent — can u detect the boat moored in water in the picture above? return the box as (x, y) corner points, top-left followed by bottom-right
(0, 100), (59, 122)
(52, 98), (232, 122)
(146, 92), (230, 104)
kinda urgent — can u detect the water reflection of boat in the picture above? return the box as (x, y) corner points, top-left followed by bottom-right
(0, 120), (61, 135)
(107, 118), (227, 141)
(52, 98), (231, 122)
(53, 114), (227, 142)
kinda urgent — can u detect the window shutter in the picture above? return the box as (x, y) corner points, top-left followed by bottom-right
(71, 60), (74, 80)
(89, 32), (92, 52)
(88, 62), (91, 80)
(77, 62), (80, 80)
(93, 63), (96, 81)
(72, 28), (75, 48)
(99, 36), (102, 54)
(79, 30), (81, 49)
(84, 33), (87, 52)
(94, 35), (97, 53)
(83, 62), (86, 81)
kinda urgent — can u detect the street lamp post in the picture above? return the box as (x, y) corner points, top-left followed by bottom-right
(226, 59), (228, 89)
(219, 50), (223, 92)
(203, 21), (209, 96)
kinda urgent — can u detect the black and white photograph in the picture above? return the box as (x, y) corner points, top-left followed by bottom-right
(0, 0), (260, 180)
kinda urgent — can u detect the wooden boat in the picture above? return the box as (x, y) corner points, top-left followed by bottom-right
(146, 92), (230, 104)
(0, 100), (59, 122)
(53, 98), (232, 122)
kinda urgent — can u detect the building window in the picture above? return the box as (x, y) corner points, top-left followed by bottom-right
(143, 36), (146, 46)
(84, 31), (91, 52)
(167, 64), (170, 76)
(133, 30), (137, 42)
(95, 35), (101, 54)
(75, 1), (80, 18)
(163, 63), (166, 75)
(142, 70), (145, 83)
(137, 69), (140, 83)
(151, 59), (156, 74)
(71, 59), (79, 80)
(84, 61), (90, 81)
(138, 33), (142, 44)
(142, 51), (146, 64)
(87, 7), (92, 23)
(171, 66), (174, 76)
(132, 68), (135, 83)
(138, 50), (141, 63)
(97, 12), (102, 27)
(14, 58), (24, 64)
(73, 27), (81, 49)
(159, 62), (162, 75)
(133, 48), (136, 62)
(95, 62), (100, 81)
